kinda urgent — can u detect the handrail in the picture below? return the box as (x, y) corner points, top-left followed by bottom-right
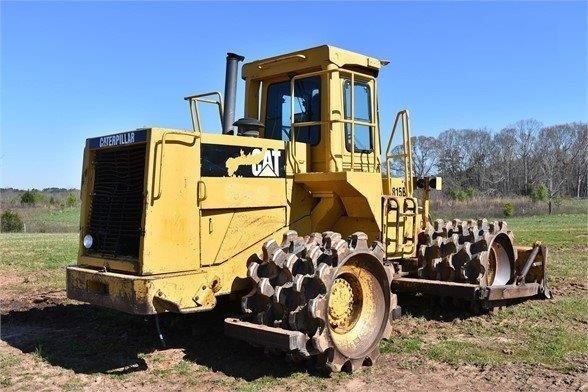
(385, 109), (413, 197)
(403, 197), (418, 254)
(184, 91), (223, 132)
(403, 111), (414, 195)
(153, 131), (199, 200)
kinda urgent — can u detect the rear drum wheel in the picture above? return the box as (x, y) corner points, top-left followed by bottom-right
(417, 219), (516, 287)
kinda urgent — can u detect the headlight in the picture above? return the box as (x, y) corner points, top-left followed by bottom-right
(83, 234), (93, 249)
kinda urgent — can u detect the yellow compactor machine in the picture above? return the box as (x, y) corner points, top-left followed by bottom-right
(67, 45), (550, 372)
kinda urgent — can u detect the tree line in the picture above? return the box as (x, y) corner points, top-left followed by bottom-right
(406, 120), (587, 210)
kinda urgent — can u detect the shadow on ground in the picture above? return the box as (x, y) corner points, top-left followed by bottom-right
(1, 293), (512, 380)
(396, 292), (536, 321)
(0, 298), (311, 381)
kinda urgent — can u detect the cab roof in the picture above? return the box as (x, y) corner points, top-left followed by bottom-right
(241, 45), (385, 80)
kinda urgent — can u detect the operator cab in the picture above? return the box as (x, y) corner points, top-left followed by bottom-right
(241, 45), (385, 173)
(185, 45), (386, 174)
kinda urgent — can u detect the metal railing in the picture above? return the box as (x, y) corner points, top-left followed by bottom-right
(385, 109), (413, 196)
(184, 92), (223, 132)
(153, 131), (199, 201)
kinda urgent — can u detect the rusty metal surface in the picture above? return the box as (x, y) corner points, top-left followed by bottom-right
(515, 244), (549, 289)
(224, 318), (308, 352)
(391, 277), (544, 302)
(66, 266), (154, 315)
(484, 283), (542, 301)
(516, 245), (540, 283)
(391, 277), (483, 299)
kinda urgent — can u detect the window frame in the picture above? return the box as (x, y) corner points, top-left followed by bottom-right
(264, 76), (322, 146)
(342, 78), (374, 154)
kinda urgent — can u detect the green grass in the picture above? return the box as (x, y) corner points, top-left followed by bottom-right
(35, 207), (79, 227)
(0, 232), (77, 291)
(508, 213), (587, 286)
(236, 376), (279, 392)
(0, 233), (77, 271)
(172, 360), (192, 376)
(0, 355), (19, 388)
(380, 334), (423, 354)
(0, 353), (21, 370)
(505, 213), (587, 247)
(420, 294), (588, 368)
(427, 340), (503, 366)
(32, 344), (50, 363)
(232, 371), (331, 392)
(61, 378), (86, 392)
(4, 205), (80, 233)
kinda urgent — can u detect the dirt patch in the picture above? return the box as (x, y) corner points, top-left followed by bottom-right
(552, 281), (588, 297)
(1, 274), (586, 391)
(0, 274), (21, 288)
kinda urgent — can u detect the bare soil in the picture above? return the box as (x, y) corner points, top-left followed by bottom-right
(1, 274), (586, 392)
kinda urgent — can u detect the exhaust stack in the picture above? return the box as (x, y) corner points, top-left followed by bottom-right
(223, 52), (245, 134)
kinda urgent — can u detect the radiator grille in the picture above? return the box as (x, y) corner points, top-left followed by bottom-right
(87, 144), (146, 259)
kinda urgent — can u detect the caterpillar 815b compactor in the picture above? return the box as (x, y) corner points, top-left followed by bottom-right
(67, 45), (550, 373)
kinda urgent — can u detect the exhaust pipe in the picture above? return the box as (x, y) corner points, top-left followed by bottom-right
(223, 52), (245, 134)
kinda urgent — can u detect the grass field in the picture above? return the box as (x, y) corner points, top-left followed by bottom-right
(0, 233), (78, 293)
(5, 206), (80, 233)
(0, 212), (586, 391)
(432, 196), (588, 220)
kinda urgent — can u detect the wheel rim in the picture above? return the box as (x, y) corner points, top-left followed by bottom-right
(486, 233), (513, 285)
(328, 276), (360, 333)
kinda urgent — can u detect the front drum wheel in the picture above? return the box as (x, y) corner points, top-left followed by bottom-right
(310, 238), (392, 372)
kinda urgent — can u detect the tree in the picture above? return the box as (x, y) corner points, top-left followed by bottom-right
(66, 193), (77, 207)
(530, 184), (548, 202)
(1, 211), (24, 232)
(459, 128), (492, 192)
(437, 129), (466, 191)
(20, 191), (34, 205)
(488, 128), (517, 194)
(536, 123), (584, 213)
(411, 135), (441, 177)
(570, 123), (588, 198)
(512, 119), (542, 195)
(382, 120), (586, 201)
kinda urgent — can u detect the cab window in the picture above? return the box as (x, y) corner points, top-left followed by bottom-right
(343, 80), (373, 153)
(265, 76), (321, 145)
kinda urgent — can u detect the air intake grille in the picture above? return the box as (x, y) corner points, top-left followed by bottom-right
(87, 144), (146, 259)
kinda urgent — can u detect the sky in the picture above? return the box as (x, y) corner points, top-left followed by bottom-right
(1, 1), (587, 189)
